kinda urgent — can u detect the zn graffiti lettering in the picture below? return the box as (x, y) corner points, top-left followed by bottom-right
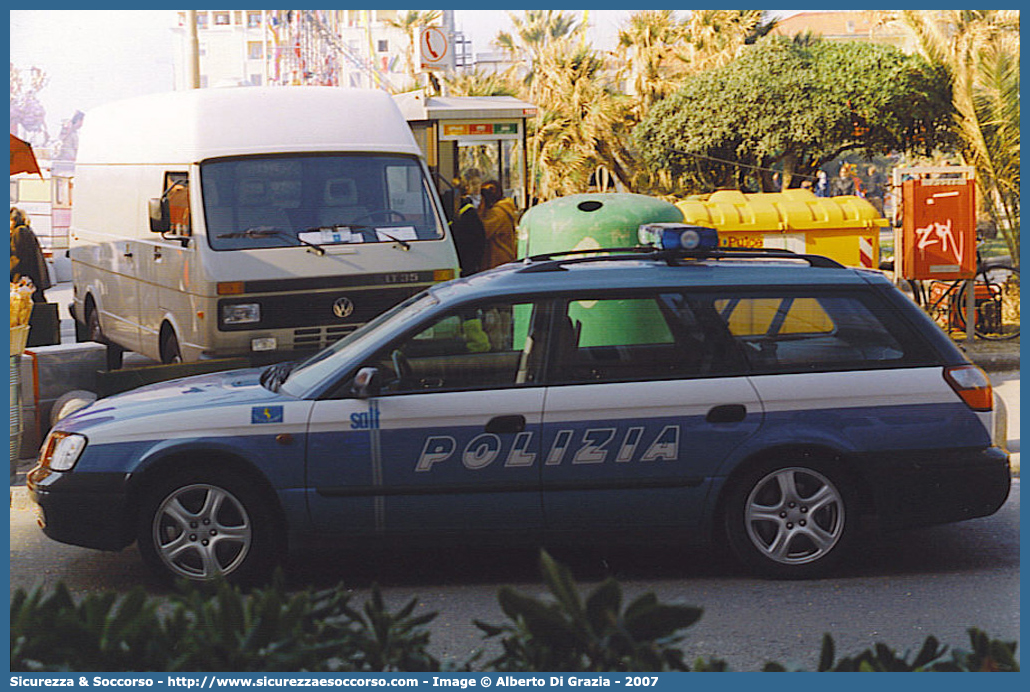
(414, 425), (681, 472)
(915, 218), (965, 265)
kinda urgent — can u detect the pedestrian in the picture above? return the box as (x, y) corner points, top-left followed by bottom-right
(831, 164), (858, 197)
(815, 170), (830, 197)
(864, 165), (886, 215)
(477, 180), (518, 270)
(10, 207), (51, 302)
(442, 178), (486, 276)
(477, 180), (519, 350)
(463, 167), (483, 208)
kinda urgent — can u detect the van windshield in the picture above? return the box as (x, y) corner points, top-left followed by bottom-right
(201, 154), (445, 251)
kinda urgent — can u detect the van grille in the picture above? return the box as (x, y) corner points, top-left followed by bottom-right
(291, 325), (359, 351)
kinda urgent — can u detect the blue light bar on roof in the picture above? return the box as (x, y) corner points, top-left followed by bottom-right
(638, 223), (719, 252)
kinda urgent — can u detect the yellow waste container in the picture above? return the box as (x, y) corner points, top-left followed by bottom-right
(676, 189), (888, 269)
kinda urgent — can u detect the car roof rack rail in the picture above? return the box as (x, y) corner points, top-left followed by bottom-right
(517, 245), (845, 273)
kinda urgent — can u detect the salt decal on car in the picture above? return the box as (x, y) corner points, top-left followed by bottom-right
(350, 401), (381, 430)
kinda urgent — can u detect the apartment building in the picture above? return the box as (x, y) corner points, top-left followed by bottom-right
(170, 10), (430, 92)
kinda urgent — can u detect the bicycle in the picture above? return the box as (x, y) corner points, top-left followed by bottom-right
(908, 242), (1019, 341)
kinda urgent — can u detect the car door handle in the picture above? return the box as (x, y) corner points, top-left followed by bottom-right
(706, 404), (747, 424)
(485, 414), (526, 434)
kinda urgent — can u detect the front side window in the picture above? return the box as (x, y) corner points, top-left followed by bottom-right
(364, 300), (538, 395)
(202, 154), (445, 251)
(164, 172), (191, 236)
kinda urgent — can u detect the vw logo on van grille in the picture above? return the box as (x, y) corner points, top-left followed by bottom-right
(332, 296), (355, 319)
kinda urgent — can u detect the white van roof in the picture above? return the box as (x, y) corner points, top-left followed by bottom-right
(76, 87), (422, 165)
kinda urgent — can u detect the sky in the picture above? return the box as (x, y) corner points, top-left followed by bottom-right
(9, 9), (802, 142)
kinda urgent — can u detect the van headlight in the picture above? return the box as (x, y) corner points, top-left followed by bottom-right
(40, 431), (88, 472)
(222, 302), (261, 325)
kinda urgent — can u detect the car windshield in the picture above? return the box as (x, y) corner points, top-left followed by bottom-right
(202, 153), (445, 251)
(278, 291), (440, 396)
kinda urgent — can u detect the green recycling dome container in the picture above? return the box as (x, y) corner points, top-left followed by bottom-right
(519, 193), (684, 257)
(518, 193), (684, 347)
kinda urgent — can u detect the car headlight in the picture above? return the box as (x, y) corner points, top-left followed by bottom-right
(222, 302), (261, 325)
(40, 431), (88, 472)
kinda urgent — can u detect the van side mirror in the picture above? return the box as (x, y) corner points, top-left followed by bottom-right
(148, 198), (170, 233)
(351, 367), (381, 399)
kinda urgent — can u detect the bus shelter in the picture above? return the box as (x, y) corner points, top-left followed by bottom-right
(394, 92), (537, 210)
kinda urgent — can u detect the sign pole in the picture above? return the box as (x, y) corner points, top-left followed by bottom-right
(966, 278), (975, 341)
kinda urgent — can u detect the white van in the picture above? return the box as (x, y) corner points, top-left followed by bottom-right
(70, 87), (458, 367)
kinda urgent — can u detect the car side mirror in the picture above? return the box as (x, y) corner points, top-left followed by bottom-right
(351, 367), (381, 399)
(148, 198), (170, 233)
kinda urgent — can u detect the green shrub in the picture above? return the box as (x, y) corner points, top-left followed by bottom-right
(9, 553), (1019, 673)
(11, 573), (444, 673)
(475, 550), (709, 671)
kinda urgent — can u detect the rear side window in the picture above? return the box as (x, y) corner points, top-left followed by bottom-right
(707, 291), (927, 373)
(548, 293), (747, 384)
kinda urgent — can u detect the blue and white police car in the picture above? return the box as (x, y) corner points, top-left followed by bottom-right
(28, 226), (1011, 582)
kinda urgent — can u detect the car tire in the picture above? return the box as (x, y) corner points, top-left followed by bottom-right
(723, 457), (856, 579)
(161, 329), (183, 364)
(137, 468), (280, 584)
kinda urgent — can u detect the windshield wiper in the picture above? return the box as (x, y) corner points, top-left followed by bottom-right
(260, 361), (297, 392)
(301, 224), (411, 250)
(217, 227), (326, 256)
(378, 232), (411, 251)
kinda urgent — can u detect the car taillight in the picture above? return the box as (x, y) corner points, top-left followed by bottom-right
(944, 365), (993, 411)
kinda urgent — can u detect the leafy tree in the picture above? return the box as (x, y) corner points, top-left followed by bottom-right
(611, 10), (780, 195)
(10, 64), (50, 146)
(634, 37), (954, 194)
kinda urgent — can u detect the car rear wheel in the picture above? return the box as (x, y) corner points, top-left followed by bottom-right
(724, 458), (855, 579)
(137, 469), (278, 584)
(161, 329), (183, 364)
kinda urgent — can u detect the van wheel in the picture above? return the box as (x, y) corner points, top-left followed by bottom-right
(137, 469), (279, 584)
(724, 458), (855, 579)
(161, 329), (183, 364)
(87, 304), (123, 370)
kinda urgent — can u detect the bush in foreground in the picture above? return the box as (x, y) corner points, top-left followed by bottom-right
(10, 552), (1019, 672)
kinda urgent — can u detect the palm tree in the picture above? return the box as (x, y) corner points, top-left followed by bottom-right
(686, 10), (776, 73)
(616, 10), (691, 117)
(386, 10), (443, 89)
(526, 38), (630, 198)
(494, 10), (585, 89)
(891, 10), (1020, 264)
(443, 68), (515, 98)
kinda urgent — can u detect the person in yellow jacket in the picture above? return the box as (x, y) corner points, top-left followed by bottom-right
(477, 180), (518, 270)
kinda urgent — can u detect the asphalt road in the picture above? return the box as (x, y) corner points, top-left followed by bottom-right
(10, 477), (1019, 671)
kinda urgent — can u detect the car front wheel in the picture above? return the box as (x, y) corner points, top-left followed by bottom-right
(724, 459), (855, 579)
(137, 470), (278, 584)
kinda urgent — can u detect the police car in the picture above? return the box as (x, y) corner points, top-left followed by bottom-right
(28, 225), (1011, 582)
